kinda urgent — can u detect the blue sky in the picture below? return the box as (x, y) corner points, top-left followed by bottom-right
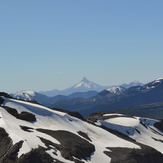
(0, 0), (163, 93)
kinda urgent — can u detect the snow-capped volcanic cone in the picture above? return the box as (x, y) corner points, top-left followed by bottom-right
(40, 77), (109, 96)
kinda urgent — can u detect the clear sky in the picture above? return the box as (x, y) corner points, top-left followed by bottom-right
(0, 0), (163, 93)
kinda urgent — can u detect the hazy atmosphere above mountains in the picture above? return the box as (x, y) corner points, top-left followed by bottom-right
(0, 1), (163, 162)
(0, 0), (163, 93)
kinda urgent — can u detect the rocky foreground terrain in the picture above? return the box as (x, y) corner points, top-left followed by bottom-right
(0, 93), (163, 163)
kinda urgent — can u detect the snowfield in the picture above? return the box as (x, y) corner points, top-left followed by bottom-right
(98, 115), (163, 154)
(0, 96), (163, 162)
(0, 98), (141, 163)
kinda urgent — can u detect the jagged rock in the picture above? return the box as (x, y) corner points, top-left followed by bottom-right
(18, 111), (36, 121)
(20, 126), (34, 132)
(154, 120), (163, 132)
(1, 141), (23, 163)
(68, 111), (84, 120)
(0, 97), (4, 105)
(0, 128), (12, 159)
(105, 146), (163, 163)
(18, 147), (54, 163)
(77, 131), (92, 142)
(37, 129), (95, 162)
(0, 92), (13, 99)
(2, 106), (36, 122)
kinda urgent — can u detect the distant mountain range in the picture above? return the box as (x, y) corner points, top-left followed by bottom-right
(40, 77), (109, 96)
(121, 80), (143, 89)
(3, 77), (163, 162)
(40, 77), (143, 96)
(11, 77), (143, 107)
(11, 90), (98, 107)
(53, 77), (163, 117)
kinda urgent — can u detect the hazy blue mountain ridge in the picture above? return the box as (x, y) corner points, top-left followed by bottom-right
(40, 77), (143, 97)
(53, 77), (163, 117)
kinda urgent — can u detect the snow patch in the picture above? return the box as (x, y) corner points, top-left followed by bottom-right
(0, 98), (142, 162)
(106, 87), (125, 94)
(100, 116), (163, 154)
(103, 113), (124, 117)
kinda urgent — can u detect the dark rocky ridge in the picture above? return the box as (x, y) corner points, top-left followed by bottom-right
(0, 128), (12, 159)
(154, 120), (163, 132)
(0, 97), (4, 105)
(0, 92), (13, 99)
(0, 92), (13, 105)
(77, 131), (92, 142)
(2, 106), (36, 122)
(37, 129), (95, 162)
(20, 126), (34, 132)
(1, 141), (24, 163)
(18, 147), (54, 163)
(105, 146), (163, 163)
(68, 111), (84, 120)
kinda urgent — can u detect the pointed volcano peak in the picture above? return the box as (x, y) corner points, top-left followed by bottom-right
(81, 77), (89, 82)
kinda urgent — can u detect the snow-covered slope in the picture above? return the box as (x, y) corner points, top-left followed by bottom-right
(11, 91), (38, 101)
(88, 112), (163, 154)
(140, 77), (163, 91)
(0, 95), (163, 162)
(97, 86), (126, 97)
(106, 86), (126, 95)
